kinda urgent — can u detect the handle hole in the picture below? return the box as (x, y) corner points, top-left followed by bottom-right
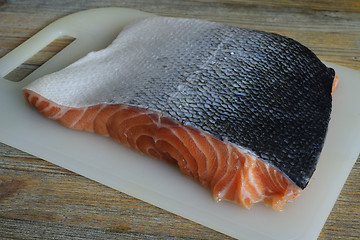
(4, 35), (76, 82)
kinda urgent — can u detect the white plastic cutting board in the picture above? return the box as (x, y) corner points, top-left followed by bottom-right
(1, 8), (360, 240)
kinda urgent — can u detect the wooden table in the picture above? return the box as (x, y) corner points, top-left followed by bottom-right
(1, 1), (359, 239)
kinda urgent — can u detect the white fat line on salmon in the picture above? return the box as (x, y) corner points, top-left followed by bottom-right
(162, 127), (193, 177)
(49, 105), (70, 120)
(152, 113), (161, 128)
(265, 163), (280, 193)
(232, 143), (261, 162)
(257, 161), (274, 194)
(285, 189), (296, 198)
(199, 133), (218, 186)
(215, 168), (238, 201)
(134, 133), (156, 155)
(214, 144), (230, 201)
(239, 162), (252, 206)
(243, 155), (260, 200)
(213, 143), (233, 201)
(182, 127), (209, 182)
(30, 94), (53, 114)
(167, 127), (199, 178)
(38, 102), (53, 113)
(204, 134), (221, 189)
(214, 149), (233, 200)
(113, 106), (151, 138)
(106, 104), (127, 118)
(246, 155), (264, 198)
(221, 149), (243, 201)
(68, 107), (88, 128)
(90, 104), (107, 131)
(142, 140), (157, 157)
(26, 92), (67, 120)
(272, 167), (286, 192)
(124, 123), (160, 153)
(240, 155), (264, 206)
(95, 105), (125, 137)
(32, 95), (43, 109)
(267, 163), (286, 193)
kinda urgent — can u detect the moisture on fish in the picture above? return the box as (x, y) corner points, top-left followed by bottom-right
(23, 17), (335, 210)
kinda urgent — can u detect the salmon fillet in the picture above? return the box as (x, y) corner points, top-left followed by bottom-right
(23, 17), (335, 210)
(24, 90), (301, 210)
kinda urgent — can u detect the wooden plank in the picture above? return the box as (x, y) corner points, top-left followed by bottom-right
(218, 0), (360, 12)
(1, 1), (359, 70)
(319, 158), (360, 239)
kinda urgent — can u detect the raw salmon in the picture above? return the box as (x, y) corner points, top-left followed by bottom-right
(23, 17), (335, 210)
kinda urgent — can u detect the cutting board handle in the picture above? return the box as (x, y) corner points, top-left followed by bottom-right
(0, 23), (63, 79)
(0, 7), (154, 85)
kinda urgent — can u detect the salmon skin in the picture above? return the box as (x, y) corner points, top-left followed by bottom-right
(23, 17), (335, 209)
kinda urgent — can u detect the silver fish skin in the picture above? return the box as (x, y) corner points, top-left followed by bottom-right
(24, 17), (335, 189)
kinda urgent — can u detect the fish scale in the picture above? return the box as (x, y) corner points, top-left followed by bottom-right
(24, 16), (334, 189)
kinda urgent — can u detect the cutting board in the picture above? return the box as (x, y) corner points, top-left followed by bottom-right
(1, 8), (360, 240)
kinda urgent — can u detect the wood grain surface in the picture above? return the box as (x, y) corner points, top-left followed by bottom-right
(0, 0), (359, 239)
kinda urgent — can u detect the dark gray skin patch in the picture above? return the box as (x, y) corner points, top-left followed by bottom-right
(122, 18), (334, 189)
